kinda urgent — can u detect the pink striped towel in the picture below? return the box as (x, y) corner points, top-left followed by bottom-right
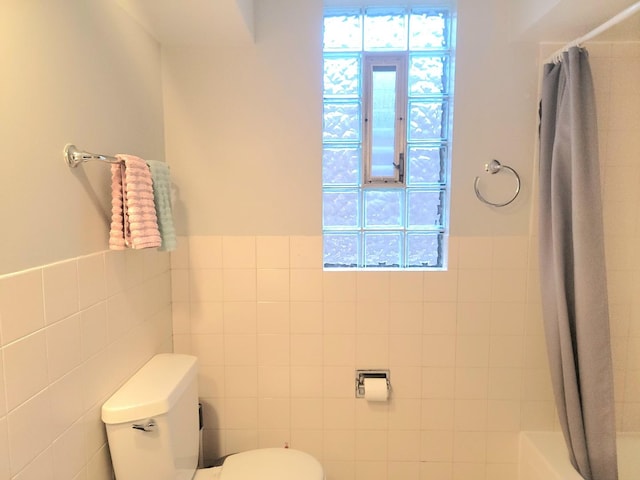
(109, 154), (161, 250)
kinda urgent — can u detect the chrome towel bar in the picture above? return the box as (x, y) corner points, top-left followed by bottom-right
(64, 144), (120, 168)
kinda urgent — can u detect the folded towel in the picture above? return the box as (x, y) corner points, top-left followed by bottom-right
(109, 155), (161, 250)
(146, 159), (176, 252)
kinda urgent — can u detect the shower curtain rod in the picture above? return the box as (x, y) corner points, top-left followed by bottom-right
(544, 0), (640, 63)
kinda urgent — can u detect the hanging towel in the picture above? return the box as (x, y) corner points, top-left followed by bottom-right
(109, 155), (161, 250)
(146, 160), (177, 252)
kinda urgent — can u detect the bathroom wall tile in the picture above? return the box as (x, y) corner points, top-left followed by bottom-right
(198, 367), (225, 398)
(290, 302), (323, 334)
(355, 401), (387, 430)
(48, 368), (84, 440)
(487, 400), (520, 432)
(421, 398), (454, 430)
(456, 302), (490, 335)
(258, 398), (291, 432)
(423, 302), (457, 335)
(492, 236), (529, 270)
(356, 272), (389, 303)
(42, 260), (78, 325)
(388, 398), (421, 430)
(453, 399), (487, 431)
(0, 270), (45, 345)
(323, 301), (356, 334)
(456, 336), (490, 367)
(454, 368), (488, 399)
(7, 389), (52, 476)
(103, 252), (126, 299)
(189, 269), (223, 303)
(290, 270), (323, 302)
(489, 336), (524, 367)
(422, 335), (455, 367)
(290, 236), (322, 269)
(225, 397), (258, 429)
(224, 366), (257, 397)
(457, 269), (492, 303)
(189, 236), (222, 269)
(86, 445), (112, 480)
(323, 461), (356, 480)
(389, 302), (423, 334)
(12, 448), (53, 480)
(170, 236), (190, 269)
(223, 429), (259, 456)
(389, 366), (422, 399)
(355, 334), (389, 366)
(388, 430), (420, 461)
(46, 313), (82, 382)
(106, 293), (134, 342)
(490, 302), (525, 335)
(257, 334), (290, 366)
(452, 462), (485, 480)
(222, 269), (256, 302)
(355, 429), (387, 460)
(323, 398), (355, 430)
(290, 429), (324, 460)
(322, 366), (355, 398)
(258, 366), (290, 398)
(421, 367), (455, 399)
(323, 271), (357, 302)
(189, 302), (223, 334)
(51, 420), (85, 480)
(80, 302), (108, 361)
(453, 431), (486, 462)
(192, 335), (225, 366)
(420, 430), (453, 462)
(291, 334), (322, 366)
(458, 237), (493, 269)
(389, 271), (424, 302)
(257, 302), (290, 334)
(222, 236), (256, 269)
(355, 461), (387, 480)
(519, 400), (556, 430)
(323, 334), (355, 366)
(171, 268), (190, 303)
(80, 349), (113, 411)
(291, 366), (324, 398)
(291, 398), (323, 429)
(257, 269), (290, 302)
(388, 461), (420, 480)
(4, 331), (48, 411)
(488, 368), (522, 400)
(223, 334), (257, 366)
(258, 428), (291, 449)
(389, 334), (422, 366)
(491, 269), (527, 303)
(223, 302), (256, 334)
(323, 429), (355, 461)
(0, 354), (6, 418)
(423, 270), (458, 302)
(77, 254), (106, 310)
(256, 236), (290, 269)
(356, 302), (389, 334)
(0, 417), (9, 479)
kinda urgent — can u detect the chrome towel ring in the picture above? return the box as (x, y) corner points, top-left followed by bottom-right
(473, 159), (521, 207)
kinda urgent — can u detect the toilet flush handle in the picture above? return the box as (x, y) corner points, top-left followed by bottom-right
(132, 419), (156, 432)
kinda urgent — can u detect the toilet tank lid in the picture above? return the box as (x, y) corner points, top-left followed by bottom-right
(102, 354), (198, 424)
(220, 448), (323, 480)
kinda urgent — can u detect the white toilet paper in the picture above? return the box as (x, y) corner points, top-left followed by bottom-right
(363, 377), (389, 402)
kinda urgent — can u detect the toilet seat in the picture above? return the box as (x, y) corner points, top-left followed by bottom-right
(193, 448), (324, 480)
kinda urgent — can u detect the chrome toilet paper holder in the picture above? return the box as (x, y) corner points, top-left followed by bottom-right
(355, 369), (390, 398)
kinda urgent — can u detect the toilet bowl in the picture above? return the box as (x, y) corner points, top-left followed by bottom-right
(102, 354), (323, 480)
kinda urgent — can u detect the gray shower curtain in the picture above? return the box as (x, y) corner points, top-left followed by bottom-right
(538, 47), (618, 480)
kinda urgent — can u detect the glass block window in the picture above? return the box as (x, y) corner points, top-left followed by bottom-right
(323, 6), (455, 269)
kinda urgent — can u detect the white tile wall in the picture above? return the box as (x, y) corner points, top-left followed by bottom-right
(172, 234), (540, 480)
(0, 249), (172, 479)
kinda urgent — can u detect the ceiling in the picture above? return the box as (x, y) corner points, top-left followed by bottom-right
(114, 0), (640, 47)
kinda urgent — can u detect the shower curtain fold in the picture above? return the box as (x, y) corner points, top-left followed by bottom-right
(538, 47), (618, 480)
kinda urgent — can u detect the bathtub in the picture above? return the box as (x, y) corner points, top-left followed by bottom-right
(519, 431), (640, 480)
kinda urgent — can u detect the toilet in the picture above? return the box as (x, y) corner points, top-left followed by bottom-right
(102, 353), (324, 480)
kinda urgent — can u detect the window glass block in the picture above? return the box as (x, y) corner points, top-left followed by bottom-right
(409, 101), (446, 140)
(323, 146), (361, 185)
(324, 233), (359, 267)
(364, 8), (407, 51)
(409, 10), (447, 50)
(409, 55), (448, 95)
(323, 190), (360, 228)
(407, 146), (446, 184)
(323, 103), (360, 142)
(324, 11), (363, 52)
(407, 190), (443, 228)
(364, 232), (402, 267)
(406, 233), (442, 267)
(364, 189), (403, 227)
(324, 56), (360, 97)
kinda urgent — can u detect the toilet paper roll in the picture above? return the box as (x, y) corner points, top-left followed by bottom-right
(364, 377), (388, 402)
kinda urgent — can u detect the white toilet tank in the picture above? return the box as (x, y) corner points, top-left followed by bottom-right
(102, 354), (200, 480)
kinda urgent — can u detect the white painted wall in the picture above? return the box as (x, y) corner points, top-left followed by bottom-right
(0, 0), (165, 275)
